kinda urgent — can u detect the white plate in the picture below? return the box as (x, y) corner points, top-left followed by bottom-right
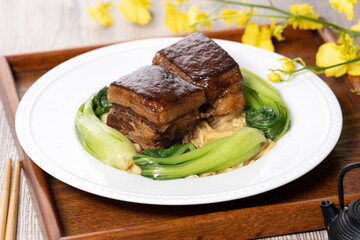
(15, 37), (342, 205)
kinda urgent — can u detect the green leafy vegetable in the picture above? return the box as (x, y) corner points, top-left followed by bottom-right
(133, 127), (266, 180)
(134, 139), (220, 166)
(241, 68), (290, 141)
(134, 142), (196, 160)
(93, 86), (112, 119)
(75, 93), (136, 170)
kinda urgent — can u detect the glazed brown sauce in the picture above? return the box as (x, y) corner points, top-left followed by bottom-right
(160, 32), (238, 81)
(111, 65), (203, 104)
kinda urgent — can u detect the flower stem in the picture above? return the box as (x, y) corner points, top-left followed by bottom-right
(190, 13), (289, 28)
(294, 15), (360, 37)
(272, 57), (360, 74)
(293, 57), (307, 67)
(213, 0), (291, 15)
(210, 0), (360, 38)
(208, 2), (228, 17)
(351, 89), (360, 95)
(307, 57), (360, 71)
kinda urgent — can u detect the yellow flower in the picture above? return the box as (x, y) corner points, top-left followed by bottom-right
(347, 58), (360, 75)
(316, 42), (360, 77)
(86, 1), (114, 26)
(267, 72), (281, 82)
(279, 58), (295, 72)
(329, 0), (357, 20)
(289, 3), (323, 30)
(259, 26), (274, 51)
(351, 19), (360, 31)
(242, 22), (274, 52)
(337, 33), (353, 45)
(163, 1), (189, 33)
(316, 43), (347, 76)
(221, 9), (236, 25)
(220, 9), (251, 27)
(175, 0), (188, 4)
(270, 18), (285, 41)
(337, 33), (359, 60)
(118, 0), (152, 25)
(242, 23), (259, 46)
(188, 6), (211, 31)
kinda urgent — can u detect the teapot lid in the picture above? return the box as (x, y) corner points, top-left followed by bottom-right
(348, 197), (360, 223)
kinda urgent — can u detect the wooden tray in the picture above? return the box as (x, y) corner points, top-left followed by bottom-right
(1, 27), (360, 240)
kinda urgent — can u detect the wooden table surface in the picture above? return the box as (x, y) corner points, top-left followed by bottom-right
(0, 1), (358, 239)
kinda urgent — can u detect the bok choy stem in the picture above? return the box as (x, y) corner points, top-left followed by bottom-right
(134, 127), (266, 180)
(241, 68), (290, 141)
(75, 94), (137, 170)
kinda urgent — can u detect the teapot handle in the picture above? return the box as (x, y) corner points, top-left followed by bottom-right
(338, 162), (360, 209)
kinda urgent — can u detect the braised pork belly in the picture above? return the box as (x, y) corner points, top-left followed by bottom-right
(107, 32), (246, 149)
(153, 32), (245, 117)
(107, 65), (205, 149)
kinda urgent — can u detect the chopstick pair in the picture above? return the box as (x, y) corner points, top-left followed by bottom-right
(0, 158), (20, 240)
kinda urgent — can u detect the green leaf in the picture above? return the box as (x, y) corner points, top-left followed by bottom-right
(92, 86), (112, 119)
(134, 127), (266, 180)
(134, 142), (196, 160)
(241, 68), (290, 140)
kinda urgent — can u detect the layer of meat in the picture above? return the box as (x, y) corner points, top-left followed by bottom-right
(108, 65), (206, 125)
(107, 105), (201, 149)
(201, 81), (246, 118)
(153, 32), (245, 116)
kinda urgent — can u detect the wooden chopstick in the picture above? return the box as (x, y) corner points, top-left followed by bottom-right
(0, 158), (12, 240)
(4, 160), (20, 240)
(0, 159), (21, 240)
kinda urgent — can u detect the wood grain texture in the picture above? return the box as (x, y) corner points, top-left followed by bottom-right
(0, 101), (43, 240)
(5, 160), (21, 240)
(0, 58), (62, 240)
(58, 195), (359, 240)
(0, 158), (12, 240)
(0, 0), (359, 239)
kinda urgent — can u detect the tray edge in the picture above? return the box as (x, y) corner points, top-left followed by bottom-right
(0, 56), (63, 240)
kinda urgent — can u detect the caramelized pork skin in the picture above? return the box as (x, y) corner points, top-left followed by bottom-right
(108, 65), (206, 125)
(153, 32), (245, 116)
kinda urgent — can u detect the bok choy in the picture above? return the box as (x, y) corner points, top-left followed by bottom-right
(93, 86), (112, 119)
(241, 68), (290, 141)
(133, 127), (266, 180)
(75, 93), (137, 170)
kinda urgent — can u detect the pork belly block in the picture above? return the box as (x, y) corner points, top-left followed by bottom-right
(107, 65), (206, 125)
(153, 32), (244, 110)
(107, 105), (201, 149)
(107, 65), (206, 149)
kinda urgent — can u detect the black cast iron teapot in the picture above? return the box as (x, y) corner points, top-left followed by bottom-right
(320, 162), (360, 240)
